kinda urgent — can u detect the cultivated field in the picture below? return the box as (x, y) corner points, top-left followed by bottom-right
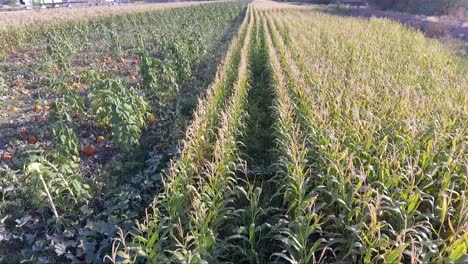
(115, 1), (467, 263)
(1, 0), (467, 263)
(0, 1), (215, 30)
(0, 2), (246, 262)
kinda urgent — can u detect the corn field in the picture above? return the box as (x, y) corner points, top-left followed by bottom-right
(0, 0), (467, 263)
(115, 1), (467, 263)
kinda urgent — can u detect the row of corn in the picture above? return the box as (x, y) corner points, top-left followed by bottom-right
(116, 2), (467, 263)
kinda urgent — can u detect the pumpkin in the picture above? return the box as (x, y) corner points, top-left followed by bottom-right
(84, 145), (96, 157)
(11, 107), (18, 113)
(34, 104), (42, 112)
(97, 136), (105, 143)
(130, 76), (137, 81)
(1, 154), (12, 161)
(19, 131), (28, 139)
(149, 116), (158, 124)
(73, 111), (80, 118)
(102, 56), (112, 63)
(45, 105), (50, 111)
(28, 136), (38, 144)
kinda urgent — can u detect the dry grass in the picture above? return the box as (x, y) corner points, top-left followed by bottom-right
(424, 20), (456, 36)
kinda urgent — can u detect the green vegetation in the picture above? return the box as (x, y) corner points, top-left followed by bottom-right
(1, 1), (466, 263)
(116, 2), (467, 263)
(0, 2), (247, 262)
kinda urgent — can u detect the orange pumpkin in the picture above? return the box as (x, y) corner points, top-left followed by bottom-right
(97, 136), (105, 143)
(28, 136), (38, 144)
(102, 56), (112, 63)
(84, 145), (96, 157)
(34, 104), (42, 112)
(149, 116), (158, 124)
(1, 154), (12, 160)
(130, 76), (137, 81)
(11, 107), (18, 113)
(44, 105), (50, 111)
(73, 111), (80, 118)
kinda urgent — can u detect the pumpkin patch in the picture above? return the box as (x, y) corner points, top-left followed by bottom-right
(0, 2), (248, 262)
